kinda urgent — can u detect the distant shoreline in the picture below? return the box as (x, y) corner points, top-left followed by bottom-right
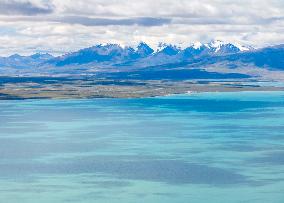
(1, 76), (284, 100)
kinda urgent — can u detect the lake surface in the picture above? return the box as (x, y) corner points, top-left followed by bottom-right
(0, 91), (284, 203)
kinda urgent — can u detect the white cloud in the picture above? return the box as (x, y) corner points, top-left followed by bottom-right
(0, 0), (283, 55)
(0, 0), (54, 15)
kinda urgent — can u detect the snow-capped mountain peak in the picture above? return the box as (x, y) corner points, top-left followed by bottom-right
(156, 43), (181, 55)
(206, 40), (253, 52)
(207, 40), (226, 52)
(192, 42), (203, 49)
(233, 43), (252, 52)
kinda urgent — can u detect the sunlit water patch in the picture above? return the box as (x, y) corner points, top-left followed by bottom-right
(0, 91), (283, 203)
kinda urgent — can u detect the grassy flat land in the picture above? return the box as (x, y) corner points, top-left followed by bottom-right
(0, 76), (283, 99)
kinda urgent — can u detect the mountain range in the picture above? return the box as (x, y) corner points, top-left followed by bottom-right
(0, 40), (283, 80)
(44, 40), (253, 67)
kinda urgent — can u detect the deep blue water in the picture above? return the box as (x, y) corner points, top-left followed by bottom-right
(0, 91), (284, 203)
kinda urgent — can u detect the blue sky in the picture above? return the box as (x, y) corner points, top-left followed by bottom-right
(0, 0), (284, 56)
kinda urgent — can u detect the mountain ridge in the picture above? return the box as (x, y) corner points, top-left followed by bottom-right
(46, 40), (254, 68)
(0, 41), (283, 80)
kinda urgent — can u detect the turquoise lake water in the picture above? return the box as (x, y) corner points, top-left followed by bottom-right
(0, 91), (284, 203)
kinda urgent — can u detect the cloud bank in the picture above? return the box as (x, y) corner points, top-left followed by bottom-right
(0, 0), (283, 55)
(0, 0), (54, 15)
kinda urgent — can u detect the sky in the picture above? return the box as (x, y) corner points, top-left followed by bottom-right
(0, 0), (284, 56)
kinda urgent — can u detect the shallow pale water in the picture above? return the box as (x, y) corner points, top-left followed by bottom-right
(0, 91), (284, 203)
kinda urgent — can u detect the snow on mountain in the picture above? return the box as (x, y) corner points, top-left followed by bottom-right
(233, 43), (252, 52)
(51, 43), (156, 67)
(192, 42), (203, 49)
(1, 41), (284, 78)
(207, 40), (225, 52)
(156, 43), (181, 55)
(203, 40), (238, 54)
(0, 41), (256, 70)
(205, 40), (252, 53)
(156, 43), (181, 54)
(40, 41), (258, 69)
